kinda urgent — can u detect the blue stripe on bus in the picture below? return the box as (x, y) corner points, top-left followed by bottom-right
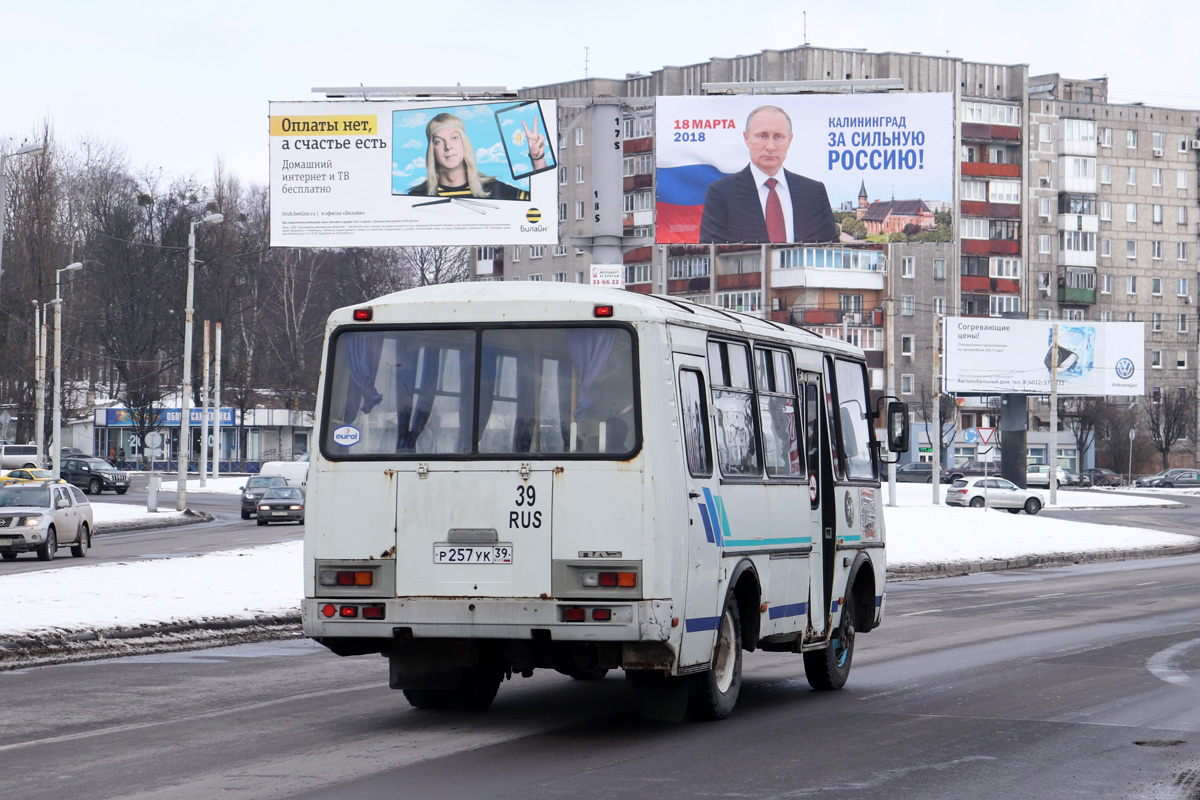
(768, 602), (808, 620)
(702, 487), (724, 546)
(722, 537), (813, 547)
(685, 616), (720, 632)
(697, 503), (716, 544)
(841, 534), (862, 542)
(715, 495), (731, 546)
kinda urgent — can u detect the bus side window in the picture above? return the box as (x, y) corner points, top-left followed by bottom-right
(678, 369), (712, 477)
(706, 340), (761, 477)
(755, 348), (803, 478)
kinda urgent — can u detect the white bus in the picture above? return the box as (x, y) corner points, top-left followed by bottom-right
(303, 283), (907, 719)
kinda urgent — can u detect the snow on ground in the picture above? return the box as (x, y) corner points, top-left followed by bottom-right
(0, 480), (1194, 639)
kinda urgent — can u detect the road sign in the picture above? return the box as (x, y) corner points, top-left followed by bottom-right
(962, 428), (979, 444)
(918, 446), (932, 453)
(977, 427), (996, 444)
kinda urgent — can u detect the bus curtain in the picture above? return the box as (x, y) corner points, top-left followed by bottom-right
(565, 329), (618, 422)
(395, 344), (441, 453)
(343, 333), (384, 421)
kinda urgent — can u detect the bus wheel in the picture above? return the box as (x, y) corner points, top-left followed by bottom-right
(447, 667), (501, 710)
(804, 593), (855, 691)
(402, 689), (450, 710)
(688, 597), (742, 720)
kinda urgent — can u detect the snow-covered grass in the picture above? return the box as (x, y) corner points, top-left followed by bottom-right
(0, 481), (1193, 639)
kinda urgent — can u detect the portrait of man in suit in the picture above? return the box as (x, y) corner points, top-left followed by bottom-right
(698, 105), (839, 244)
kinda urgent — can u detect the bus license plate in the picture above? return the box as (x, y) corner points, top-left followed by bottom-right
(433, 545), (513, 564)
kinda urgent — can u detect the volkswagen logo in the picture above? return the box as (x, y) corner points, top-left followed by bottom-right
(1115, 358), (1135, 380)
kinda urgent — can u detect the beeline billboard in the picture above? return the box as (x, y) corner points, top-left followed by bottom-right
(269, 99), (558, 247)
(654, 93), (955, 245)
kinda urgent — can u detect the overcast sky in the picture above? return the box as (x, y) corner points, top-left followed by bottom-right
(3, 1), (1198, 188)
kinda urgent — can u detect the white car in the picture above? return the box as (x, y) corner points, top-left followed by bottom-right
(258, 452), (309, 487)
(945, 476), (1044, 514)
(1026, 464), (1070, 489)
(0, 481), (94, 560)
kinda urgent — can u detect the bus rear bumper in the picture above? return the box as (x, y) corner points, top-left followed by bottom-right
(302, 597), (676, 643)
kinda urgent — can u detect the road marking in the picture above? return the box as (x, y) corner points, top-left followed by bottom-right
(1034, 593), (1065, 599)
(900, 609), (942, 616)
(1136, 581), (1160, 587)
(1147, 637), (1200, 685)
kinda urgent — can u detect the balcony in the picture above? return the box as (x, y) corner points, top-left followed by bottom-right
(962, 239), (1020, 256)
(960, 201), (1020, 219)
(961, 122), (1021, 142)
(961, 162), (1021, 179)
(1057, 266), (1097, 305)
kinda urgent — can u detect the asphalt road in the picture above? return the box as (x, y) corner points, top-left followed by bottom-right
(2, 553), (1198, 800)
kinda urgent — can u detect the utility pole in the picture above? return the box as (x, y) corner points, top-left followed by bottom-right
(932, 314), (943, 502)
(200, 321), (211, 487)
(1049, 324), (1059, 506)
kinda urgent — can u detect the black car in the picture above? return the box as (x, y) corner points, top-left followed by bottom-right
(895, 462), (955, 483)
(255, 486), (305, 525)
(240, 475), (290, 519)
(1082, 467), (1124, 487)
(1137, 469), (1200, 488)
(60, 456), (130, 495)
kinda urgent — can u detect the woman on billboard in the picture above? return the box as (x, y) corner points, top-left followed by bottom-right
(407, 113), (546, 201)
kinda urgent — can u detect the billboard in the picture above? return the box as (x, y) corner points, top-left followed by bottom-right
(655, 93), (954, 245)
(943, 319), (1145, 396)
(269, 99), (558, 247)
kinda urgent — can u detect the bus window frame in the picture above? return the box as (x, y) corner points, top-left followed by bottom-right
(319, 320), (643, 463)
(823, 354), (880, 485)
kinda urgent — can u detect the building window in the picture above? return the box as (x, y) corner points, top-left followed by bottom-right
(989, 220), (1020, 240)
(933, 259), (946, 280)
(716, 290), (761, 312)
(901, 295), (915, 316)
(933, 297), (945, 314)
(1127, 129), (1138, 149)
(1100, 311), (1112, 321)
(1038, 271), (1051, 292)
(531, 245), (544, 259)
(1038, 234), (1052, 255)
(1177, 277), (1189, 297)
(625, 263), (651, 284)
(1099, 201), (1111, 221)
(1100, 274), (1112, 294)
(575, 201), (585, 220)
(1180, 314), (1190, 334)
(1126, 240), (1137, 260)
(1181, 134), (1191, 153)
(475, 246), (497, 260)
(1179, 244), (1188, 263)
(1064, 309), (1084, 321)
(1153, 131), (1165, 152)
(554, 244), (566, 257)
(553, 272), (566, 282)
(559, 167), (567, 186)
(1127, 166), (1137, 186)
(1038, 196), (1052, 218)
(1100, 238), (1111, 258)
(1153, 205), (1163, 224)
(1180, 207), (1189, 225)
(575, 128), (585, 147)
(901, 374), (914, 395)
(1100, 127), (1112, 147)
(989, 295), (1021, 316)
(623, 192), (653, 212)
(1179, 170), (1189, 190)
(1040, 122), (1052, 143)
(668, 256), (711, 279)
(1060, 231), (1096, 255)
(1100, 164), (1112, 185)
(1178, 350), (1188, 369)
(1036, 308), (1051, 320)
(1152, 276), (1163, 295)
(512, 246), (521, 262)
(526, 273), (542, 282)
(1064, 157), (1095, 180)
(990, 257), (1020, 278)
(901, 257), (914, 278)
(1127, 275), (1137, 295)
(989, 181), (1021, 203)
(1151, 350), (1163, 369)
(1127, 312), (1138, 322)
(576, 271), (585, 283)
(1152, 313), (1163, 332)
(1152, 241), (1162, 261)
(901, 335), (914, 357)
(576, 165), (585, 184)
(1153, 168), (1162, 187)
(839, 294), (864, 313)
(1126, 203), (1137, 223)
(961, 179), (986, 201)
(960, 218), (988, 240)
(558, 203), (567, 222)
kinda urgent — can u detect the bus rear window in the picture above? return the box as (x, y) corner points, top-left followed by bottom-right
(323, 325), (637, 458)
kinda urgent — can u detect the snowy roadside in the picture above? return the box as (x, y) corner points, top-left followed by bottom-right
(1, 482), (1196, 669)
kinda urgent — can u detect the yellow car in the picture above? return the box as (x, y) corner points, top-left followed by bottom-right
(0, 468), (64, 487)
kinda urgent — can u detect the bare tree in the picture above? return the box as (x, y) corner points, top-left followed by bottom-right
(397, 246), (471, 288)
(1098, 403), (1155, 477)
(1145, 388), (1196, 470)
(1061, 396), (1104, 468)
(916, 386), (959, 454)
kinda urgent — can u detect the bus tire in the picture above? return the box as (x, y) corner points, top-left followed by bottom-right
(804, 593), (855, 691)
(402, 689), (450, 710)
(447, 667), (501, 710)
(688, 596), (742, 720)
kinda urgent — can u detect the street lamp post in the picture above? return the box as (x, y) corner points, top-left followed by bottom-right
(52, 262), (84, 479)
(177, 213), (223, 511)
(0, 143), (45, 317)
(34, 301), (45, 465)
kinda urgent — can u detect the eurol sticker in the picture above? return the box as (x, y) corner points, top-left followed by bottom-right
(333, 426), (361, 446)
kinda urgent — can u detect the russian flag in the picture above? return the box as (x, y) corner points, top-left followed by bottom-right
(656, 164), (733, 244)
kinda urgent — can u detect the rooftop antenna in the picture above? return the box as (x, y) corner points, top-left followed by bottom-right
(585, 46), (589, 79)
(803, 12), (808, 45)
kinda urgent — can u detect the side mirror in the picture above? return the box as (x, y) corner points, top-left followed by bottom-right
(56, 498), (70, 509)
(886, 401), (910, 454)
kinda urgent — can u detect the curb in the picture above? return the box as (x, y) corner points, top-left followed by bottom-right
(95, 508), (214, 534)
(886, 540), (1200, 580)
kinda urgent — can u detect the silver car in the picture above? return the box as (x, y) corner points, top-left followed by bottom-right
(945, 476), (1044, 514)
(0, 482), (94, 561)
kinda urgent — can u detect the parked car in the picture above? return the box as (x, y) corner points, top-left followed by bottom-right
(0, 468), (63, 487)
(1082, 467), (1123, 487)
(240, 475), (290, 519)
(1026, 464), (1069, 489)
(1062, 469), (1090, 488)
(1136, 469), (1200, 488)
(60, 456), (130, 495)
(255, 486), (306, 525)
(0, 444), (41, 470)
(951, 459), (1001, 478)
(895, 462), (955, 483)
(1134, 468), (1194, 487)
(945, 476), (1044, 514)
(0, 481), (94, 561)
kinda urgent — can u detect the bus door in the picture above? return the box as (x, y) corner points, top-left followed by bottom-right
(799, 369), (832, 640)
(673, 353), (722, 668)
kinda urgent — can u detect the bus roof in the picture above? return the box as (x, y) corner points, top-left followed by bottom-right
(330, 282), (865, 359)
